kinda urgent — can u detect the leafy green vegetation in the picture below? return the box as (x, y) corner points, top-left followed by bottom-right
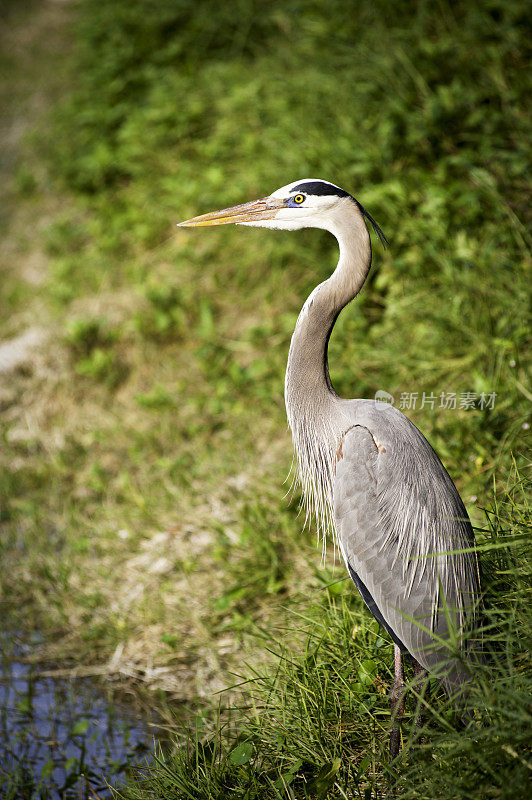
(119, 487), (531, 799)
(0, 0), (530, 797)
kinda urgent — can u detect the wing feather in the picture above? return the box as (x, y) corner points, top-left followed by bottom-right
(333, 420), (479, 693)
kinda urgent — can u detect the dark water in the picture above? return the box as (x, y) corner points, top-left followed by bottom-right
(0, 637), (163, 799)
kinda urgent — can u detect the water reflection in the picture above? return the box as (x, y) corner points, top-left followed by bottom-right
(0, 636), (162, 798)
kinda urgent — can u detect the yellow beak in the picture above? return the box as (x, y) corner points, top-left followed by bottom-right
(177, 197), (285, 227)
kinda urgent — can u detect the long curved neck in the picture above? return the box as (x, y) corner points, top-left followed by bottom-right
(285, 203), (372, 423)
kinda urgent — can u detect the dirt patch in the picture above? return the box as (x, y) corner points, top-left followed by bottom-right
(0, 327), (47, 374)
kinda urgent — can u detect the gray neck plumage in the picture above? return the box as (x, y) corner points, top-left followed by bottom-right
(284, 200), (372, 537)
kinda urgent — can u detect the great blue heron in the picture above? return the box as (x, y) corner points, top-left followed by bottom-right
(178, 179), (480, 759)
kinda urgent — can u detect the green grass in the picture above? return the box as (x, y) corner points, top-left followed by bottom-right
(0, 0), (530, 797)
(117, 472), (531, 799)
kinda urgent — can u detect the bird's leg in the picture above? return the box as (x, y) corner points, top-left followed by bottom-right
(389, 645), (405, 761)
(412, 658), (429, 729)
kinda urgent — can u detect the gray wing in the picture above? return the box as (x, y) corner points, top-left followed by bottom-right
(333, 412), (479, 694)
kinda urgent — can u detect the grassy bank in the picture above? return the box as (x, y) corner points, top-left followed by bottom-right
(118, 475), (531, 798)
(0, 0), (530, 797)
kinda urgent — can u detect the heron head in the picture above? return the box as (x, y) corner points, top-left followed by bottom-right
(177, 179), (387, 245)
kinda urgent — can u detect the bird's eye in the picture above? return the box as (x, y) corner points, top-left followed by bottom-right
(293, 194), (305, 204)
